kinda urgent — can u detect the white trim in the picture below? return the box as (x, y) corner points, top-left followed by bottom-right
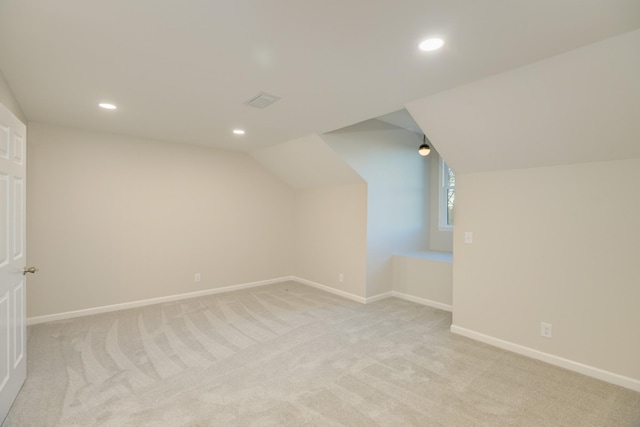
(450, 325), (640, 393)
(26, 277), (292, 325)
(393, 251), (453, 263)
(365, 292), (393, 304)
(290, 277), (367, 304)
(392, 292), (452, 312)
(27, 276), (388, 325)
(288, 279), (453, 311)
(26, 275), (639, 393)
(439, 158), (455, 229)
(27, 276), (455, 325)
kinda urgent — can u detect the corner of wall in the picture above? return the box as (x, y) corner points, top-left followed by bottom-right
(0, 71), (27, 124)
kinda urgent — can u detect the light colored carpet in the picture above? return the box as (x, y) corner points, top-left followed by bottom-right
(3, 281), (639, 426)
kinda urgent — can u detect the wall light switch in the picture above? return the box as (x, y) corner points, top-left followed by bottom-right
(464, 232), (473, 244)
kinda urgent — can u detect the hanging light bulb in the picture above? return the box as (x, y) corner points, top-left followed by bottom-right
(418, 135), (431, 156)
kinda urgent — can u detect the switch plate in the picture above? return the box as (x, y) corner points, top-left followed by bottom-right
(194, 273), (201, 283)
(464, 232), (473, 244)
(338, 273), (344, 283)
(540, 322), (552, 338)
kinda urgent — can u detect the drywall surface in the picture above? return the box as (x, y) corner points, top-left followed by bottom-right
(452, 159), (640, 382)
(0, 71), (26, 123)
(392, 254), (452, 307)
(323, 120), (429, 297)
(407, 29), (640, 174)
(294, 184), (367, 297)
(26, 124), (294, 317)
(250, 134), (362, 189)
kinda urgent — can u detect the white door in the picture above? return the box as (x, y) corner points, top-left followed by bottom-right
(0, 102), (28, 423)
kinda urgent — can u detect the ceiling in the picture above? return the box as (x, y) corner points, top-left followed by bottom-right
(375, 110), (422, 135)
(0, 1), (639, 153)
(407, 29), (640, 174)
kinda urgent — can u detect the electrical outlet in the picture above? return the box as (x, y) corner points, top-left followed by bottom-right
(338, 273), (344, 283)
(194, 273), (201, 283)
(540, 322), (552, 338)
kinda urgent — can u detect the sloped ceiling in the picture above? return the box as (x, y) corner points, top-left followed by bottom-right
(250, 134), (363, 189)
(0, 1), (639, 152)
(406, 30), (640, 174)
(375, 110), (422, 135)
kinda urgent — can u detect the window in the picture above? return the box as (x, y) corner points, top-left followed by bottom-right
(440, 159), (455, 228)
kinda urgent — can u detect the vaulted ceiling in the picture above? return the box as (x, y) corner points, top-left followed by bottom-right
(407, 30), (640, 174)
(1, 1), (639, 152)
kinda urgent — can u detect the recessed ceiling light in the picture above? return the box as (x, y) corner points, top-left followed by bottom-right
(233, 129), (245, 135)
(98, 103), (117, 110)
(419, 38), (444, 52)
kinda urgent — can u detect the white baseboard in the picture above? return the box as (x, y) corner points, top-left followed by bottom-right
(288, 279), (453, 311)
(27, 274), (455, 326)
(27, 276), (385, 325)
(451, 325), (640, 393)
(391, 292), (452, 312)
(290, 277), (367, 304)
(27, 276), (293, 325)
(365, 292), (394, 304)
(26, 277), (639, 393)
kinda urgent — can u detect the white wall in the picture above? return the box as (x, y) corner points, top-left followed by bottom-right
(250, 133), (367, 299)
(25, 120), (429, 316)
(392, 254), (452, 309)
(26, 124), (295, 317)
(390, 147), (454, 308)
(294, 184), (368, 297)
(453, 159), (640, 385)
(323, 120), (430, 297)
(406, 29), (640, 175)
(0, 71), (26, 124)
(250, 134), (362, 189)
(406, 27), (640, 390)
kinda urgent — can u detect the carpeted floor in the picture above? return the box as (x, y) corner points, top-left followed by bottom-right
(3, 281), (640, 426)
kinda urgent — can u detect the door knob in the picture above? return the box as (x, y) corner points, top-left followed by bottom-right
(22, 266), (38, 275)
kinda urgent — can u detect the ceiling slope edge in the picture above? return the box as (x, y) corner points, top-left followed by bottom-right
(406, 29), (640, 175)
(250, 134), (364, 189)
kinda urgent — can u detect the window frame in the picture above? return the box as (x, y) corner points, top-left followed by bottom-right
(439, 158), (454, 231)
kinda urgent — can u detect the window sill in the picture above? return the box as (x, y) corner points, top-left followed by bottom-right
(393, 251), (453, 263)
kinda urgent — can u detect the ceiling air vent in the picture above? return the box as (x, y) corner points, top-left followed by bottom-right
(246, 92), (280, 108)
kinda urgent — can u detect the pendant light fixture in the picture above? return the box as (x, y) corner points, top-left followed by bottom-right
(418, 135), (431, 156)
